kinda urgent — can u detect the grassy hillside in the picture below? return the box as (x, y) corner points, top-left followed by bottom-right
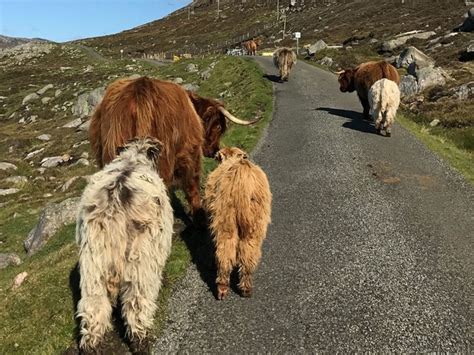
(0, 44), (272, 353)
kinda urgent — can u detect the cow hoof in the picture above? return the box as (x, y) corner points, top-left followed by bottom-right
(240, 288), (252, 298)
(386, 132), (391, 137)
(217, 284), (229, 300)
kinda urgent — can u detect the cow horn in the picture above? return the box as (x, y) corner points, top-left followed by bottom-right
(334, 70), (345, 75)
(218, 106), (258, 125)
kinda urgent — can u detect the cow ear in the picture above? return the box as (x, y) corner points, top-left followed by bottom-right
(146, 143), (162, 161)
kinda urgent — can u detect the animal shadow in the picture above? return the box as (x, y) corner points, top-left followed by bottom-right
(316, 107), (377, 134)
(65, 265), (140, 354)
(263, 74), (283, 83)
(170, 192), (218, 299)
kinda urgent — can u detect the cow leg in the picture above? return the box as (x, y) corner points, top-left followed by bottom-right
(358, 94), (371, 120)
(215, 231), (238, 300)
(237, 237), (263, 298)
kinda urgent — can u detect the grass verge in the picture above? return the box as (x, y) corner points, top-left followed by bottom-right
(0, 55), (272, 354)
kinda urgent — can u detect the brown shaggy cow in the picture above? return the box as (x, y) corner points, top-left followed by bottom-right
(204, 147), (272, 300)
(243, 38), (262, 56)
(90, 77), (255, 223)
(337, 61), (400, 120)
(273, 47), (297, 81)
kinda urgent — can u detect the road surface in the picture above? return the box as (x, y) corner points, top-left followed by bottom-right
(153, 57), (473, 353)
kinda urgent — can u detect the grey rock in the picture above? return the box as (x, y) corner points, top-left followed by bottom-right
(40, 154), (72, 168)
(453, 82), (474, 100)
(182, 83), (200, 92)
(22, 92), (39, 105)
(37, 84), (53, 95)
(24, 197), (80, 255)
(430, 119), (440, 127)
(54, 89), (62, 97)
(399, 75), (419, 98)
(396, 47), (434, 74)
(41, 97), (52, 104)
(316, 56), (334, 66)
(37, 134), (51, 141)
(381, 31), (436, 52)
(173, 77), (184, 84)
(185, 63), (198, 73)
(307, 39), (327, 56)
(74, 158), (89, 166)
(25, 148), (45, 160)
(72, 87), (105, 118)
(77, 119), (90, 131)
(4, 176), (27, 185)
(0, 188), (20, 196)
(0, 253), (22, 269)
(60, 176), (80, 192)
(199, 68), (212, 81)
(0, 162), (17, 171)
(416, 67), (446, 92)
(62, 118), (82, 128)
(73, 140), (88, 149)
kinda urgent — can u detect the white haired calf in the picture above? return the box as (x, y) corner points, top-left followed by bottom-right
(368, 78), (401, 137)
(75, 137), (173, 352)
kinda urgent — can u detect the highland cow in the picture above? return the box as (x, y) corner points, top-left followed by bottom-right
(368, 78), (401, 137)
(204, 147), (272, 300)
(90, 76), (256, 223)
(273, 47), (297, 81)
(337, 60), (400, 120)
(76, 137), (173, 352)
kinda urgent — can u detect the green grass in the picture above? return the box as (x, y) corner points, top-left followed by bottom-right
(0, 52), (272, 353)
(397, 113), (474, 185)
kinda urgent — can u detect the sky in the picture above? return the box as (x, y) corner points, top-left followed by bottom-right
(0, 0), (191, 42)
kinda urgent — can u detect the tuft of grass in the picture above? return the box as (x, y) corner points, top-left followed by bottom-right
(0, 54), (272, 353)
(397, 113), (474, 185)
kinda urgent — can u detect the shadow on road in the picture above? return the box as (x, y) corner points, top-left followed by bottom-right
(170, 192), (218, 299)
(316, 107), (377, 134)
(263, 74), (283, 83)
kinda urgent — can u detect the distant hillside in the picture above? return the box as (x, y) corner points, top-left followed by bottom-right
(0, 34), (49, 49)
(80, 0), (469, 59)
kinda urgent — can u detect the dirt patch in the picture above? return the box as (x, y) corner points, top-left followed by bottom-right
(368, 161), (438, 189)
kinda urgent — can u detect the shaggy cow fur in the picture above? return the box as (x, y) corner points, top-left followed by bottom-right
(76, 137), (173, 352)
(243, 38), (262, 55)
(338, 61), (400, 120)
(368, 78), (401, 137)
(89, 76), (204, 220)
(273, 47), (297, 81)
(204, 147), (271, 300)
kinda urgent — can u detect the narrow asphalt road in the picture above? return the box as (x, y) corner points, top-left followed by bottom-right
(153, 57), (473, 352)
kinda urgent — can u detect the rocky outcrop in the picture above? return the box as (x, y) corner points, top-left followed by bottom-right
(396, 46), (434, 75)
(0, 253), (21, 269)
(24, 197), (80, 255)
(307, 40), (327, 56)
(0, 162), (17, 171)
(72, 87), (105, 118)
(416, 67), (447, 92)
(381, 31), (436, 52)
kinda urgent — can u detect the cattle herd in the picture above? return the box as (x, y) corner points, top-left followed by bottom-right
(75, 46), (402, 352)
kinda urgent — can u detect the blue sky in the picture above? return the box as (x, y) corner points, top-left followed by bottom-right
(0, 0), (191, 42)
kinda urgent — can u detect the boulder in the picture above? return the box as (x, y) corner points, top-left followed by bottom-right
(72, 87), (105, 118)
(396, 46), (434, 74)
(172, 77), (184, 84)
(77, 119), (91, 131)
(0, 253), (21, 269)
(0, 188), (20, 196)
(25, 148), (45, 160)
(399, 75), (419, 98)
(37, 84), (53, 95)
(199, 68), (212, 80)
(0, 162), (17, 171)
(62, 118), (82, 128)
(24, 197), (80, 255)
(36, 134), (51, 141)
(182, 83), (200, 92)
(381, 31), (436, 52)
(453, 82), (474, 100)
(416, 67), (446, 92)
(4, 176), (27, 185)
(316, 56), (334, 66)
(40, 154), (72, 168)
(307, 39), (327, 56)
(22, 92), (39, 105)
(41, 97), (52, 104)
(185, 63), (198, 72)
